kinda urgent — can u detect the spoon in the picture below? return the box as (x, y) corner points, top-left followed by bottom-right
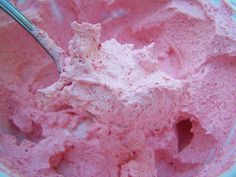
(0, 0), (63, 73)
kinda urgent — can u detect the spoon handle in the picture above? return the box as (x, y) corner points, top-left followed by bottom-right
(0, 0), (34, 32)
(0, 0), (63, 73)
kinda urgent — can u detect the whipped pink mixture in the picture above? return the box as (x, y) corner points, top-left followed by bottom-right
(1, 0), (236, 177)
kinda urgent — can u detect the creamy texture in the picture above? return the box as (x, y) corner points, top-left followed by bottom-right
(1, 0), (236, 177)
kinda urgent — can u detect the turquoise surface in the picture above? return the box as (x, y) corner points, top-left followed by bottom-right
(220, 164), (236, 177)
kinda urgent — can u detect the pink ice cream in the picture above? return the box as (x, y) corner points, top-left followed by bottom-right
(1, 0), (236, 177)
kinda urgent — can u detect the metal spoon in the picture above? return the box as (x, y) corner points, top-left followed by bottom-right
(0, 0), (63, 73)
